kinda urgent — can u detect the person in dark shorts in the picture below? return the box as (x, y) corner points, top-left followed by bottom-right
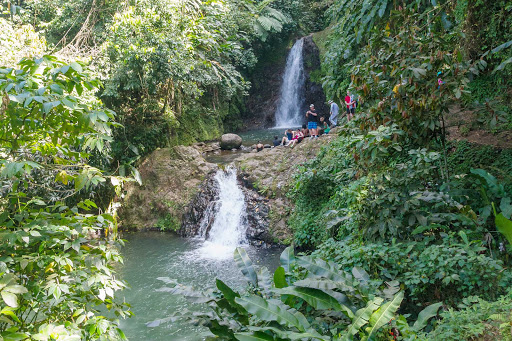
(305, 104), (319, 138)
(256, 141), (264, 152)
(273, 135), (280, 147)
(281, 129), (293, 145)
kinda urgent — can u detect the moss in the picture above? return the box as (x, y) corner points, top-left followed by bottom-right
(311, 26), (334, 61)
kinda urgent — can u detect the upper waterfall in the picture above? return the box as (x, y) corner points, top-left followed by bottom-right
(274, 38), (306, 128)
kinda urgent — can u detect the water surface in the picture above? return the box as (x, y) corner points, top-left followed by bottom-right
(118, 232), (282, 340)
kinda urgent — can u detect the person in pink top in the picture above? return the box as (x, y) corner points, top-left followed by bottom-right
(345, 90), (355, 121)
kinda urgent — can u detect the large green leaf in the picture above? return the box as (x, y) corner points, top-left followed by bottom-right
(364, 291), (404, 339)
(297, 256), (350, 283)
(277, 286), (353, 318)
(343, 297), (384, 340)
(412, 302), (443, 331)
(280, 246), (295, 272)
(234, 247), (258, 287)
(235, 295), (305, 332)
(273, 266), (288, 288)
(496, 213), (512, 245)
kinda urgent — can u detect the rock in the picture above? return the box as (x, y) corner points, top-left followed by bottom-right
(220, 133), (242, 150)
(264, 144), (271, 149)
(117, 146), (218, 230)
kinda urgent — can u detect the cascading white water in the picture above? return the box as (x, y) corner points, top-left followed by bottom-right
(274, 38), (305, 128)
(194, 167), (248, 260)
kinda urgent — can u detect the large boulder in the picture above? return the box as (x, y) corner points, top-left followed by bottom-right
(220, 133), (242, 150)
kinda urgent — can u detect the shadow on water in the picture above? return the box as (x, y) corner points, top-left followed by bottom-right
(117, 232), (283, 341)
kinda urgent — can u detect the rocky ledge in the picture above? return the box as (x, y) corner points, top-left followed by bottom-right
(118, 132), (336, 245)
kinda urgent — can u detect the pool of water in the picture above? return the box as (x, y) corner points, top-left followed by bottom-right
(117, 232), (283, 341)
(238, 127), (298, 146)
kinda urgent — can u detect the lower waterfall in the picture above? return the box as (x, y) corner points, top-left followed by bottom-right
(193, 167), (248, 259)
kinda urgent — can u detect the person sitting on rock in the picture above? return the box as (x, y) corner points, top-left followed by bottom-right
(319, 116), (330, 135)
(301, 124), (310, 138)
(281, 129), (293, 146)
(287, 129), (304, 148)
(273, 135), (280, 147)
(256, 141), (264, 152)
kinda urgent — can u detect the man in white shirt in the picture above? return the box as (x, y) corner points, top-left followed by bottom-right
(328, 100), (339, 127)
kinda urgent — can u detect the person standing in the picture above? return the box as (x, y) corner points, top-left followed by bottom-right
(345, 90), (354, 121)
(328, 100), (339, 127)
(306, 104), (319, 138)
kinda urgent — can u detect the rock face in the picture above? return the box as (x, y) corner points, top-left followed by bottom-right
(236, 134), (337, 244)
(303, 35), (329, 118)
(220, 133), (243, 150)
(118, 146), (217, 230)
(180, 173), (218, 238)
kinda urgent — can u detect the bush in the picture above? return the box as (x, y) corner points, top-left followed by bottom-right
(314, 234), (512, 308)
(420, 292), (512, 341)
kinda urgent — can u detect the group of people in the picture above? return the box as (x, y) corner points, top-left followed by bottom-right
(275, 90), (360, 148)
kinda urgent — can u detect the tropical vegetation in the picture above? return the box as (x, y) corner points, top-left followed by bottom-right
(1, 0), (511, 339)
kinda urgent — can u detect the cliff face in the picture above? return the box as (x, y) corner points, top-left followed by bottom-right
(244, 35), (328, 129)
(303, 35), (329, 118)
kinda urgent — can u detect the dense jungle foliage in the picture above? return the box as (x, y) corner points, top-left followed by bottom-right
(1, 0), (512, 340)
(155, 1), (512, 341)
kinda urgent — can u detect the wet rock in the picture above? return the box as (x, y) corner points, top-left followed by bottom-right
(181, 173), (218, 238)
(220, 133), (242, 150)
(264, 144), (271, 149)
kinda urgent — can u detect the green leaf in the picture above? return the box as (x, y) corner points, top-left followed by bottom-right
(491, 40), (512, 54)
(257, 267), (272, 292)
(365, 291), (404, 338)
(131, 167), (142, 186)
(234, 247), (258, 287)
(2, 332), (29, 341)
(216, 279), (240, 302)
(273, 266), (287, 288)
(70, 62), (83, 73)
(50, 84), (63, 95)
(4, 285), (28, 294)
(344, 297), (384, 340)
(496, 213), (512, 245)
(1, 291), (18, 308)
(413, 302), (443, 331)
(280, 246), (295, 272)
(297, 256), (348, 283)
(276, 286), (352, 317)
(235, 295), (305, 332)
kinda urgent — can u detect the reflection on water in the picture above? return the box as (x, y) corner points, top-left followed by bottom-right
(117, 232), (282, 341)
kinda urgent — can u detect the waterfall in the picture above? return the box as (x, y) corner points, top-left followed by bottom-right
(194, 167), (248, 259)
(274, 38), (305, 128)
